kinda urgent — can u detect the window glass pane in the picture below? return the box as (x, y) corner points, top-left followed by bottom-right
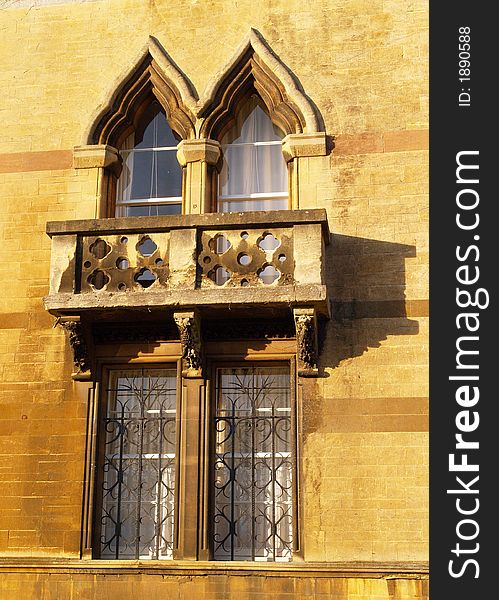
(213, 365), (293, 562)
(116, 104), (182, 216)
(99, 368), (177, 560)
(126, 203), (182, 217)
(129, 150), (182, 200)
(135, 109), (178, 149)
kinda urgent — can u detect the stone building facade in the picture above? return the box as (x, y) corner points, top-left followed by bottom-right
(0, 0), (428, 598)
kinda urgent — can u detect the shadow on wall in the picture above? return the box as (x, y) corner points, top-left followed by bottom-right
(320, 233), (420, 371)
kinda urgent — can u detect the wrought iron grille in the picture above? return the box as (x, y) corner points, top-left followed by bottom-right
(98, 368), (177, 559)
(213, 366), (293, 561)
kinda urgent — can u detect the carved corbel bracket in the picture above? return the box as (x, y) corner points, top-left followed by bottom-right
(58, 316), (92, 381)
(293, 307), (319, 377)
(174, 310), (203, 378)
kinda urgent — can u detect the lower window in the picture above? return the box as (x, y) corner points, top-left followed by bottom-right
(92, 361), (295, 562)
(212, 365), (293, 561)
(95, 367), (177, 559)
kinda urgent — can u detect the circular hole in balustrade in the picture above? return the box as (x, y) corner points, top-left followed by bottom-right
(237, 253), (252, 266)
(134, 268), (157, 288)
(87, 269), (110, 290)
(240, 231), (249, 239)
(83, 261), (91, 269)
(203, 256), (211, 264)
(137, 236), (158, 257)
(118, 283), (127, 291)
(208, 265), (231, 286)
(258, 232), (280, 252)
(116, 257), (129, 270)
(209, 234), (231, 255)
(278, 253), (286, 263)
(121, 236), (128, 244)
(89, 238), (111, 259)
(241, 279), (249, 287)
(258, 264), (280, 285)
(155, 257), (164, 266)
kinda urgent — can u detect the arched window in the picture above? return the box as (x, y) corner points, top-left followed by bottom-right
(116, 102), (183, 217)
(218, 96), (288, 213)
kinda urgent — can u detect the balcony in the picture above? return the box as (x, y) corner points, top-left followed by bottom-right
(44, 210), (330, 319)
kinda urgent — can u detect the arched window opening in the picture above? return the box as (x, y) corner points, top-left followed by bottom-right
(116, 102), (183, 217)
(218, 96), (288, 213)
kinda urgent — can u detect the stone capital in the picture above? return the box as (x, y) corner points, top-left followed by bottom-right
(282, 132), (327, 162)
(176, 139), (222, 169)
(73, 144), (122, 176)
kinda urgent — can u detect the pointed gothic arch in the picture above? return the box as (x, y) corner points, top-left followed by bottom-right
(197, 29), (324, 140)
(86, 36), (197, 147)
(75, 32), (327, 217)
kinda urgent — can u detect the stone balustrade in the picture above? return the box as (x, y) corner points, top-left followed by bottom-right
(44, 209), (330, 317)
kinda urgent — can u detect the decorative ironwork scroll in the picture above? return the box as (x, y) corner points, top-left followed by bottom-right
(98, 368), (177, 560)
(213, 366), (293, 561)
(293, 307), (319, 376)
(174, 310), (203, 377)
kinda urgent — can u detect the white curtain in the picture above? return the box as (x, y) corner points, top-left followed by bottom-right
(219, 97), (288, 212)
(116, 133), (135, 217)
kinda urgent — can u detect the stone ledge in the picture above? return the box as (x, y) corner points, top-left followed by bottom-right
(43, 284), (329, 316)
(46, 208), (330, 242)
(0, 559), (429, 578)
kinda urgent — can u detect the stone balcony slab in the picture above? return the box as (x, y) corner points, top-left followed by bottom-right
(44, 209), (330, 318)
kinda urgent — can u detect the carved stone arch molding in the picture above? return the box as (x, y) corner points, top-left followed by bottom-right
(85, 36), (198, 147)
(196, 28), (325, 140)
(73, 31), (327, 216)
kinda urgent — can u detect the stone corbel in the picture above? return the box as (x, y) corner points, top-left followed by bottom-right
(282, 132), (327, 163)
(174, 310), (203, 378)
(73, 144), (122, 177)
(293, 307), (319, 377)
(58, 316), (92, 381)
